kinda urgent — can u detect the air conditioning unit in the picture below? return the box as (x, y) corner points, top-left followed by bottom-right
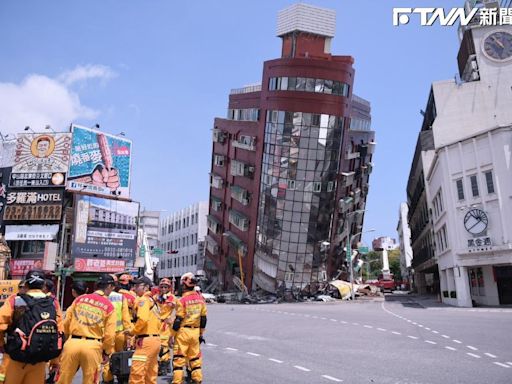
(248, 166), (255, 173)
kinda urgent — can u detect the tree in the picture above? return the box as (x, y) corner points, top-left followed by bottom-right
(387, 249), (402, 280)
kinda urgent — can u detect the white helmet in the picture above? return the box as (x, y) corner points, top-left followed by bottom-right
(180, 272), (196, 285)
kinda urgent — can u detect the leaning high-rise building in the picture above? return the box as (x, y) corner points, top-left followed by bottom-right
(206, 3), (375, 293)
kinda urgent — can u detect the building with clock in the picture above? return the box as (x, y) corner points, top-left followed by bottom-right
(408, 1), (512, 306)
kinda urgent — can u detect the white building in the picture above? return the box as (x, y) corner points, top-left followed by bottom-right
(397, 202), (413, 286)
(139, 209), (161, 250)
(158, 201), (208, 280)
(423, 9), (512, 306)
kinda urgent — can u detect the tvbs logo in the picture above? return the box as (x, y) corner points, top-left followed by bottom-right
(393, 7), (478, 26)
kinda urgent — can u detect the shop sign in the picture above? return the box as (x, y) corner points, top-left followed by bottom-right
(3, 190), (64, 221)
(0, 280), (21, 304)
(74, 258), (126, 273)
(467, 236), (492, 248)
(9, 259), (44, 276)
(9, 172), (65, 188)
(5, 224), (59, 241)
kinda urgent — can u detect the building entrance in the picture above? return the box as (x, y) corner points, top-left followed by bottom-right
(496, 266), (512, 305)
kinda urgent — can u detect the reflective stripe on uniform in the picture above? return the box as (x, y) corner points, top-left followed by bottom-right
(131, 355), (147, 362)
(0, 373), (5, 381)
(160, 336), (169, 340)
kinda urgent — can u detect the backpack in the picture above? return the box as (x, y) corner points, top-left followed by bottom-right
(5, 294), (63, 364)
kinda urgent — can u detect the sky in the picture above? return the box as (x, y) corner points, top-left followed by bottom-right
(0, 0), (467, 244)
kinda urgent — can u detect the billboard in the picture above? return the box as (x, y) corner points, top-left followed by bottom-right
(72, 194), (139, 264)
(13, 133), (71, 173)
(9, 259), (43, 276)
(67, 125), (132, 199)
(3, 189), (64, 222)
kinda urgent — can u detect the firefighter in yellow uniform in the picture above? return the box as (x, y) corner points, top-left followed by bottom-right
(129, 276), (161, 384)
(117, 274), (137, 347)
(102, 275), (133, 384)
(0, 281), (26, 384)
(56, 274), (117, 384)
(0, 270), (63, 384)
(154, 278), (177, 376)
(170, 272), (207, 384)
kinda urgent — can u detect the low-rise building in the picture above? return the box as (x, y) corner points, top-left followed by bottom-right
(158, 201), (208, 281)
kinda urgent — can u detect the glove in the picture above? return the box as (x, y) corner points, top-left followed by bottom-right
(199, 335), (206, 344)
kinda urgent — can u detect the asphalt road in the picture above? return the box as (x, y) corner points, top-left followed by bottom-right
(71, 295), (512, 383)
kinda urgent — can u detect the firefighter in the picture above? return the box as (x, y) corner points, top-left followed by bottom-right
(0, 281), (27, 383)
(154, 278), (177, 376)
(56, 274), (117, 384)
(128, 276), (161, 384)
(117, 274), (136, 318)
(102, 275), (133, 384)
(0, 270), (63, 384)
(170, 272), (207, 384)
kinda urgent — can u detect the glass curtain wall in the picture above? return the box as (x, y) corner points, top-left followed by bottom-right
(255, 110), (343, 290)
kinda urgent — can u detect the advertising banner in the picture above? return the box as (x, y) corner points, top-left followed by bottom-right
(72, 194), (139, 263)
(0, 280), (21, 304)
(67, 125), (132, 199)
(13, 133), (71, 173)
(3, 189), (64, 222)
(9, 172), (66, 188)
(9, 259), (43, 276)
(74, 258), (126, 273)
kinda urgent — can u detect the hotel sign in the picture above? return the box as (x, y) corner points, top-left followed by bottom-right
(3, 190), (64, 222)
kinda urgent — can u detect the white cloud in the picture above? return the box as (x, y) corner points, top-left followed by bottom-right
(58, 64), (117, 86)
(0, 65), (116, 136)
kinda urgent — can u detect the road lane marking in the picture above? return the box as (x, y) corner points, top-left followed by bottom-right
(467, 346), (478, 351)
(467, 353), (481, 358)
(445, 346), (457, 351)
(294, 365), (311, 372)
(392, 331), (401, 335)
(206, 343), (218, 347)
(506, 362), (512, 366)
(225, 347), (238, 351)
(246, 352), (260, 357)
(340, 321), (347, 324)
(408, 336), (419, 339)
(322, 374), (343, 382)
(425, 327), (431, 330)
(485, 353), (497, 358)
(418, 325), (423, 328)
(425, 340), (437, 345)
(377, 328), (387, 332)
(352, 322), (359, 325)
(453, 340), (462, 344)
(432, 331), (439, 334)
(269, 358), (283, 363)
(441, 335), (450, 339)
(364, 325), (373, 329)
(493, 362), (510, 368)
(321, 317), (327, 320)
(330, 319), (337, 322)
